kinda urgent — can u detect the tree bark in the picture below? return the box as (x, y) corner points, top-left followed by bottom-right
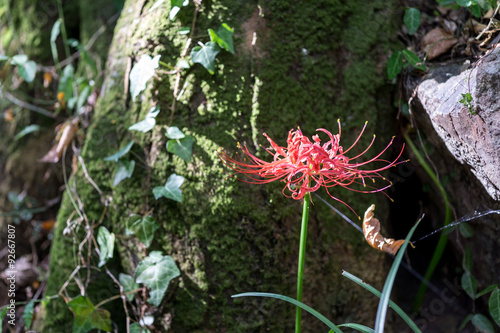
(42, 0), (403, 331)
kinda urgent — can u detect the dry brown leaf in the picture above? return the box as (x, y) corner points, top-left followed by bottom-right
(421, 28), (458, 60)
(363, 204), (406, 256)
(3, 108), (13, 122)
(39, 119), (78, 163)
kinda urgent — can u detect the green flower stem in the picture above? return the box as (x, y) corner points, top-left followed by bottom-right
(296, 192), (310, 333)
(404, 132), (452, 312)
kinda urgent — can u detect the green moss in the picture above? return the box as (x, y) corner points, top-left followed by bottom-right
(44, 0), (401, 331)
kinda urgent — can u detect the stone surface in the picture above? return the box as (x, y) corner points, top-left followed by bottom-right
(415, 45), (500, 200)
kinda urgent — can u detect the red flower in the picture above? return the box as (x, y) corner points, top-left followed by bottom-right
(217, 121), (405, 215)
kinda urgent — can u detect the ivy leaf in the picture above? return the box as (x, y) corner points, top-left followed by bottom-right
(387, 51), (402, 80)
(167, 136), (194, 162)
(97, 226), (115, 267)
(23, 299), (35, 329)
(104, 140), (135, 162)
(402, 50), (426, 71)
(471, 314), (494, 333)
(119, 273), (140, 302)
(490, 289), (500, 327)
(135, 251), (180, 306)
(208, 23), (235, 54)
(130, 55), (161, 101)
(404, 8), (421, 35)
(130, 323), (152, 333)
(191, 42), (220, 74)
(165, 126), (185, 139)
(462, 271), (478, 300)
(126, 215), (160, 248)
(14, 124), (41, 141)
(129, 106), (160, 132)
(113, 159), (135, 186)
(153, 174), (185, 202)
(68, 296), (112, 333)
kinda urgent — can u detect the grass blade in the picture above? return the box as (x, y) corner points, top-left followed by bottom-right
(232, 292), (343, 333)
(375, 217), (422, 332)
(338, 323), (375, 332)
(342, 271), (421, 333)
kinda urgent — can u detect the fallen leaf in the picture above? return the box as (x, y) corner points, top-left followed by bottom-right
(3, 108), (13, 122)
(363, 204), (406, 255)
(421, 28), (457, 60)
(39, 119), (79, 163)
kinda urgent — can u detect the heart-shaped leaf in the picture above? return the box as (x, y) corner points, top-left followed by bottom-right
(135, 251), (180, 306)
(167, 136), (194, 162)
(130, 55), (161, 101)
(68, 296), (112, 333)
(153, 174), (185, 202)
(129, 106), (160, 133)
(191, 42), (220, 74)
(113, 159), (135, 186)
(126, 215), (160, 248)
(208, 23), (235, 54)
(104, 140), (135, 162)
(97, 226), (115, 267)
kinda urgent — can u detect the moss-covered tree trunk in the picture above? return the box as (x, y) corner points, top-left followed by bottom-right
(43, 0), (403, 331)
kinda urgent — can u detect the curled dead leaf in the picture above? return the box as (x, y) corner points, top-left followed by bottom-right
(363, 204), (409, 256)
(39, 119), (79, 163)
(421, 28), (457, 60)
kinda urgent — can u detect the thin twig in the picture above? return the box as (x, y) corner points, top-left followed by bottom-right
(105, 268), (132, 333)
(3, 92), (56, 118)
(476, 4), (500, 40)
(94, 288), (143, 309)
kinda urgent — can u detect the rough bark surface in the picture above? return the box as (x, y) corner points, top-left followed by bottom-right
(42, 0), (405, 331)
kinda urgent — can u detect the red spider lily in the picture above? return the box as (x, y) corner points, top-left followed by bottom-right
(217, 120), (406, 215)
